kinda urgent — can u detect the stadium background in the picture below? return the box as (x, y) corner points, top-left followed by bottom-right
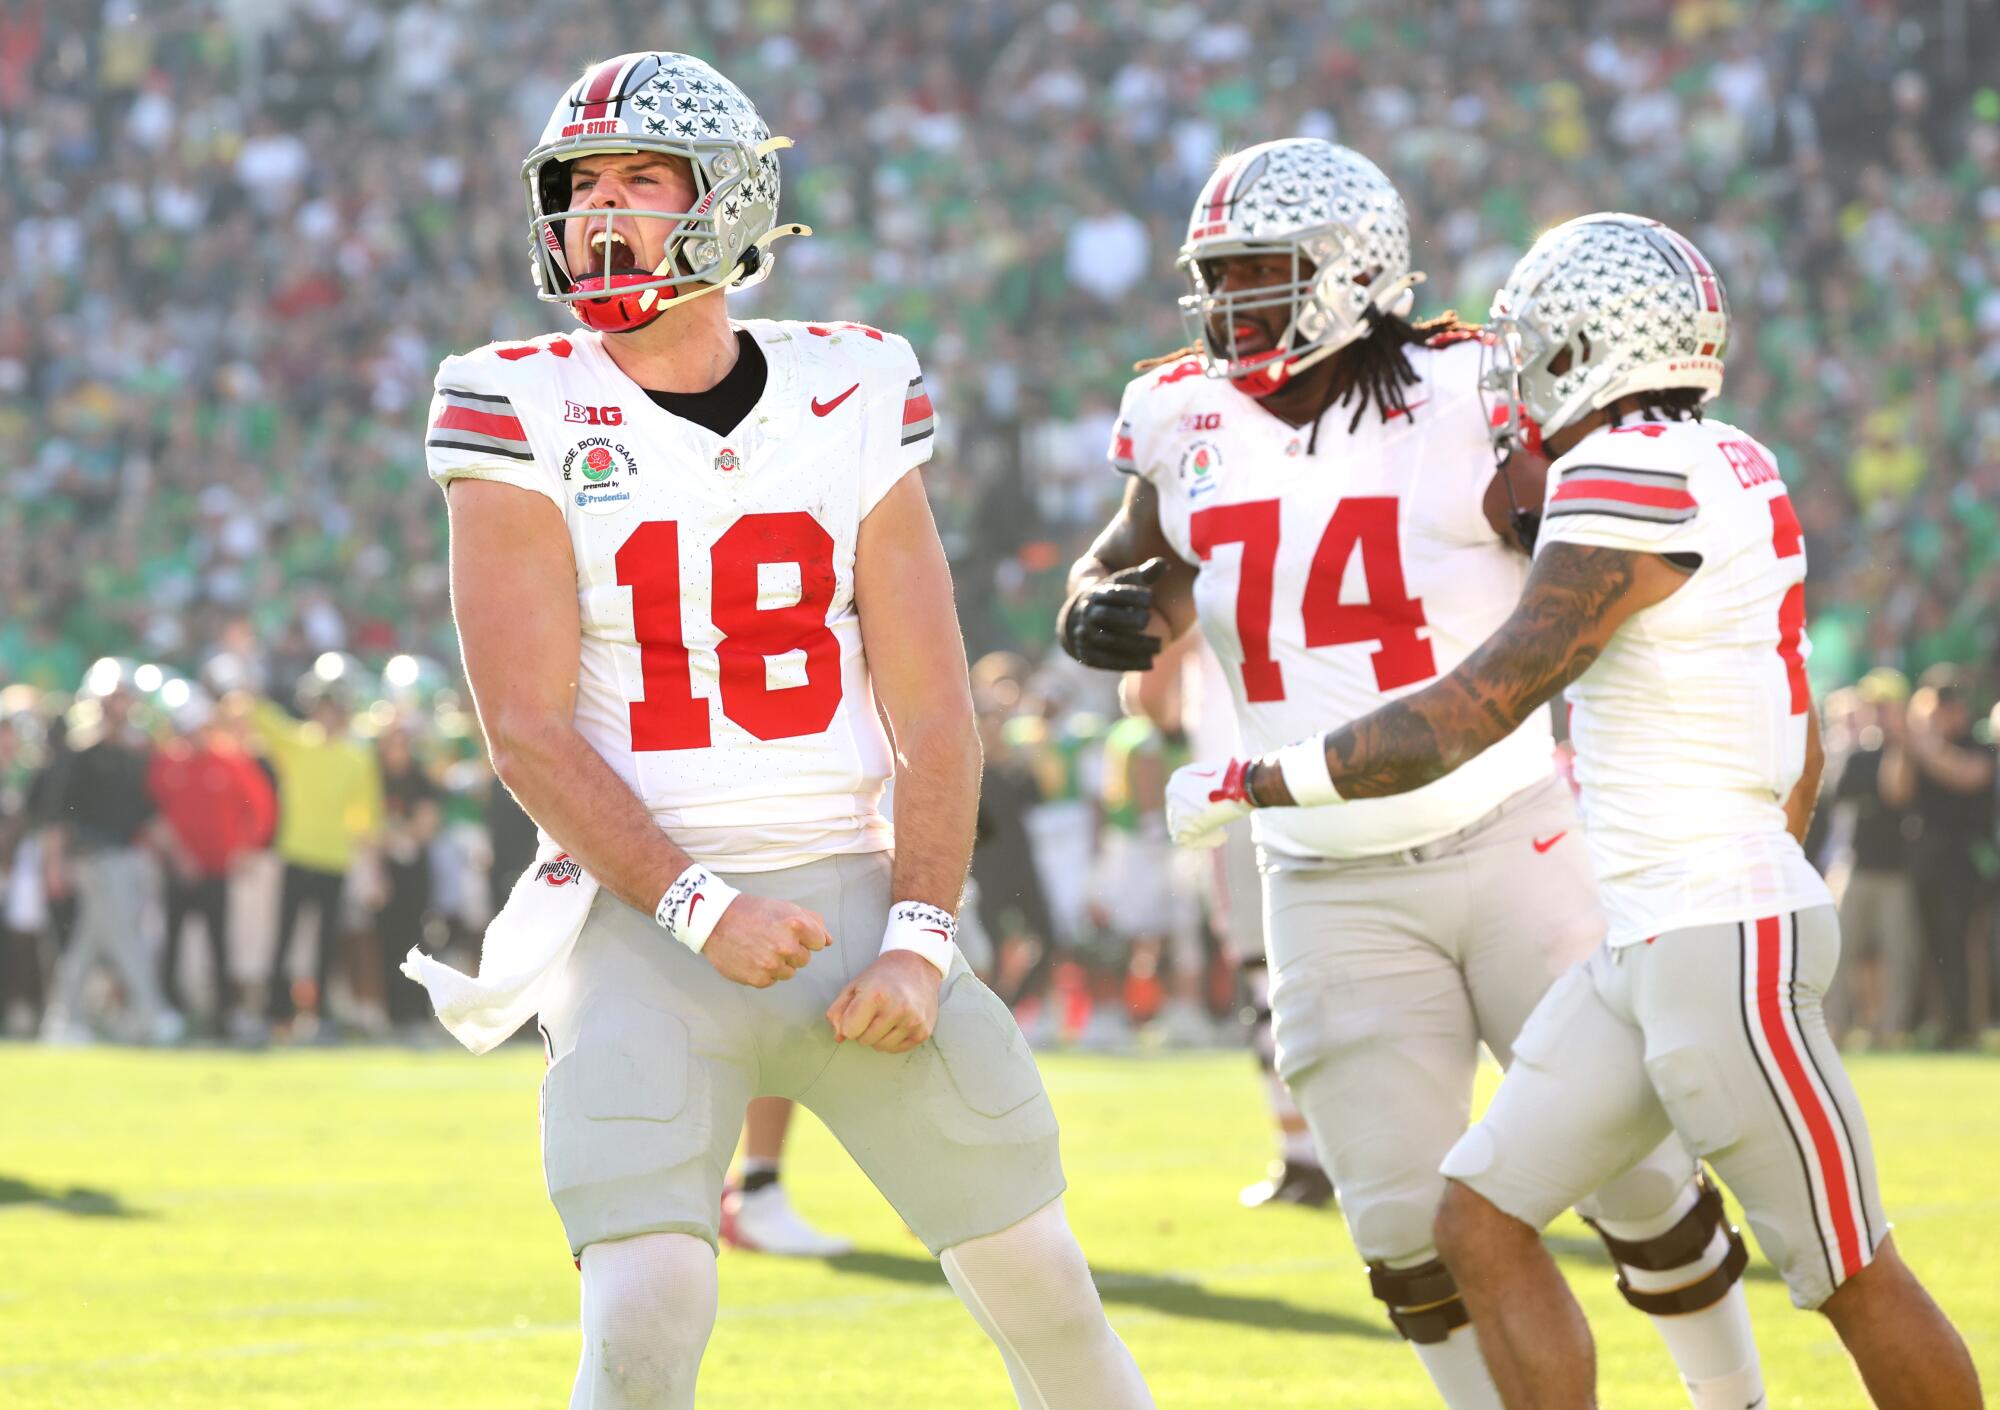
(1, 0), (1998, 1404)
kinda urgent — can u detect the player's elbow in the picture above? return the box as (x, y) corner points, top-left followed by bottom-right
(483, 708), (571, 797)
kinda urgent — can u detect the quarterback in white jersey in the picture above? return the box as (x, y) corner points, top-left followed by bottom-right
(1064, 142), (1759, 1410)
(416, 51), (1153, 1410)
(1174, 213), (1979, 1410)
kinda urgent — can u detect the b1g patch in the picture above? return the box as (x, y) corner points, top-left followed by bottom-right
(562, 437), (639, 515)
(536, 852), (583, 887)
(1179, 439), (1223, 501)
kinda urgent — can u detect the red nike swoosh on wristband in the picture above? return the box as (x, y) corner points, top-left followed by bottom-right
(686, 893), (704, 925)
(921, 928), (949, 940)
(1532, 833), (1566, 854)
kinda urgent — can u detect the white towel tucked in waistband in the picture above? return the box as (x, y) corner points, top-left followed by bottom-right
(401, 842), (598, 1054)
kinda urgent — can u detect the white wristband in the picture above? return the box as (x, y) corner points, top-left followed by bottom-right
(881, 900), (958, 979)
(654, 863), (741, 954)
(1274, 734), (1343, 807)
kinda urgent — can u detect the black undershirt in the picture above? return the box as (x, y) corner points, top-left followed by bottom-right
(643, 330), (767, 436)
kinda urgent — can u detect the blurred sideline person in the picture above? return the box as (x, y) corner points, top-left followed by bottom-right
(39, 662), (181, 1045)
(1079, 676), (1194, 1049)
(374, 722), (444, 1037)
(1, 699), (49, 1036)
(1176, 639), (1332, 1207)
(234, 665), (385, 1035)
(406, 52), (1152, 1409)
(1823, 669), (1921, 1047)
(1062, 142), (1758, 1409)
(1902, 666), (1997, 1047)
(149, 688), (276, 1036)
(1171, 213), (1981, 1410)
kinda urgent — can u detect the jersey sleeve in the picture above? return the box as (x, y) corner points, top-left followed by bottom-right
(859, 333), (935, 516)
(424, 353), (564, 510)
(1535, 445), (1705, 557)
(1107, 371), (1155, 481)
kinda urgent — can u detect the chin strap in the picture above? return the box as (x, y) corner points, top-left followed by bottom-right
(635, 222), (814, 313)
(1492, 449), (1542, 553)
(633, 135), (813, 314)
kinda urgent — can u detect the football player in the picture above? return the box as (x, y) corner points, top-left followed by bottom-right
(1166, 213), (1980, 1410)
(415, 52), (1152, 1409)
(1062, 143), (1762, 1409)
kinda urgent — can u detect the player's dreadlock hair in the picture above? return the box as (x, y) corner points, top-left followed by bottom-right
(1608, 387), (1707, 425)
(1325, 308), (1481, 437)
(1136, 308), (1483, 450)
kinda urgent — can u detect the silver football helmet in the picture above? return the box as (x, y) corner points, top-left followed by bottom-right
(523, 51), (809, 332)
(1483, 212), (1729, 448)
(1177, 139), (1424, 396)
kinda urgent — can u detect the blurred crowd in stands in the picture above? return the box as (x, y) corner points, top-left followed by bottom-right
(0, 0), (1995, 1046)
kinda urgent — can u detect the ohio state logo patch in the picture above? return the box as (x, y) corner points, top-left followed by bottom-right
(536, 852), (583, 887)
(714, 447), (739, 474)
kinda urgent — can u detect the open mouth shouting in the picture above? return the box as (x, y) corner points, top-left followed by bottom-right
(587, 225), (644, 277)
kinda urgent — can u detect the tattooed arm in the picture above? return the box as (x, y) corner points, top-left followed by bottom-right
(1247, 543), (1692, 805)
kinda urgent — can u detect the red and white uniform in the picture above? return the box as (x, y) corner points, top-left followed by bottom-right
(1442, 415), (1880, 1314)
(1536, 416), (1832, 945)
(425, 319), (936, 870)
(1112, 338), (1555, 860)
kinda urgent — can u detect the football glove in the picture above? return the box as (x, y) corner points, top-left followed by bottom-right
(1058, 557), (1168, 672)
(1165, 757), (1253, 848)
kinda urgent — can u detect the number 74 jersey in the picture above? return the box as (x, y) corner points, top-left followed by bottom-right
(1111, 338), (1555, 861)
(425, 320), (935, 872)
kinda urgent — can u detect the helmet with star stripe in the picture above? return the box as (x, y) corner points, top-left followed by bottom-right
(523, 52), (808, 333)
(1482, 212), (1729, 449)
(1177, 138), (1422, 397)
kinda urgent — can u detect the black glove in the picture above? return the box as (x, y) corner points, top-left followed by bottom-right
(1057, 557), (1168, 671)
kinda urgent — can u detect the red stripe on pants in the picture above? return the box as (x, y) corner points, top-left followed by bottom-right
(1755, 914), (1862, 1277)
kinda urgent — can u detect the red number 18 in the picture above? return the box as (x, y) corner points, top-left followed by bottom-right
(614, 513), (844, 750)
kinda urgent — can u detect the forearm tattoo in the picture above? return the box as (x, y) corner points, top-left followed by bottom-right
(1323, 543), (1638, 799)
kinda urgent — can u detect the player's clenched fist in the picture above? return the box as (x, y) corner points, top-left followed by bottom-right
(825, 951), (942, 1054)
(703, 895), (831, 988)
(1057, 557), (1169, 671)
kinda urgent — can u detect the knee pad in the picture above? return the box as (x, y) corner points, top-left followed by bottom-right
(1583, 1170), (1749, 1316)
(1367, 1256), (1470, 1345)
(577, 1233), (718, 1407)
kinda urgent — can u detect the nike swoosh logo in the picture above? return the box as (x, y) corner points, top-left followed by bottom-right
(921, 928), (950, 940)
(687, 893), (704, 925)
(1532, 832), (1567, 854)
(811, 383), (860, 417)
(1384, 398), (1430, 421)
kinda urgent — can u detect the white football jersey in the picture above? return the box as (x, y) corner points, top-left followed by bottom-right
(425, 319), (936, 871)
(1538, 416), (1831, 945)
(1112, 338), (1556, 859)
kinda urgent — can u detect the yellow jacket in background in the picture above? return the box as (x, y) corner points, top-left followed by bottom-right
(249, 700), (384, 873)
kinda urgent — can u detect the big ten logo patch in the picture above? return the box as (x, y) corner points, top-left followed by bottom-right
(1178, 412), (1222, 433)
(564, 401), (624, 426)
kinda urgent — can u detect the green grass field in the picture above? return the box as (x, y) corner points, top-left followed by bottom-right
(2, 1045), (1995, 1409)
